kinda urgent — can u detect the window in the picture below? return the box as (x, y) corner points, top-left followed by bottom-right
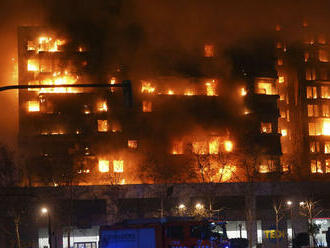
(311, 160), (323, 173)
(27, 59), (39, 72)
(261, 122), (272, 133)
(128, 140), (138, 149)
(276, 41), (282, 49)
(318, 34), (326, 44)
(280, 110), (286, 118)
(98, 159), (109, 173)
(167, 226), (184, 240)
(310, 141), (320, 153)
(306, 86), (317, 99)
(142, 101), (152, 112)
(259, 160), (276, 173)
(278, 76), (285, 84)
(281, 129), (287, 136)
(256, 82), (274, 95)
(113, 160), (124, 173)
(320, 69), (328, 81)
(325, 141), (330, 154)
(304, 52), (310, 62)
(306, 68), (316, 80)
(280, 93), (286, 101)
(204, 44), (214, 57)
(97, 120), (108, 132)
(319, 49), (329, 62)
(27, 101), (40, 112)
(308, 122), (322, 136)
(308, 104), (319, 117)
(277, 58), (283, 66)
(321, 86), (330, 99)
(286, 110), (290, 121)
(326, 160), (330, 173)
(172, 141), (184, 155)
(322, 105), (330, 117)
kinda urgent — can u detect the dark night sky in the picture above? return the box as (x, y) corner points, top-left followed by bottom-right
(0, 0), (330, 149)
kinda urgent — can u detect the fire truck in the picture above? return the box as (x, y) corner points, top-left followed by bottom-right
(99, 217), (231, 248)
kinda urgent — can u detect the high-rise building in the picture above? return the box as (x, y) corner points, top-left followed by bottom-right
(17, 27), (281, 186)
(275, 22), (330, 178)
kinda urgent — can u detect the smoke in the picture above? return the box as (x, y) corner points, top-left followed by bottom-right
(1, 0), (330, 148)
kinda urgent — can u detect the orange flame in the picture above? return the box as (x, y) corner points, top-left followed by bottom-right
(209, 137), (220, 154)
(28, 101), (40, 112)
(113, 160), (124, 173)
(141, 81), (155, 93)
(205, 80), (217, 96)
(99, 159), (110, 173)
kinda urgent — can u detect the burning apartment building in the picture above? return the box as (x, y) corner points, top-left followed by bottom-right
(17, 26), (282, 186)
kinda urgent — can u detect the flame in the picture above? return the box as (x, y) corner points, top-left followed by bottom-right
(113, 160), (124, 173)
(28, 101), (40, 112)
(224, 140), (233, 152)
(205, 80), (217, 96)
(278, 76), (284, 83)
(218, 165), (236, 182)
(192, 141), (208, 155)
(184, 89), (195, 96)
(209, 137), (220, 154)
(167, 90), (174, 95)
(323, 119), (330, 135)
(281, 129), (287, 136)
(241, 88), (247, 96)
(97, 101), (108, 112)
(37, 37), (65, 52)
(27, 60), (38, 71)
(141, 81), (155, 93)
(28, 73), (79, 94)
(97, 120), (109, 132)
(99, 159), (110, 173)
(128, 140), (138, 149)
(172, 141), (183, 155)
(259, 164), (269, 173)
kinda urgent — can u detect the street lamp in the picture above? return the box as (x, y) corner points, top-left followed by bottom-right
(299, 201), (305, 207)
(195, 203), (204, 210)
(287, 200), (292, 206)
(41, 207), (52, 248)
(178, 204), (186, 210)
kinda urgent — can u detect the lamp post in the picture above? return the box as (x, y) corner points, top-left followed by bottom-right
(41, 207), (52, 248)
(286, 200), (295, 243)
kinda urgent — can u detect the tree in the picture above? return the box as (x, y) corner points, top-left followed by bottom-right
(299, 199), (323, 247)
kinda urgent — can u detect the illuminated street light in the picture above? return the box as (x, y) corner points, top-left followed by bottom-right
(195, 203), (204, 210)
(287, 200), (292, 206)
(41, 207), (52, 248)
(41, 207), (48, 214)
(178, 204), (186, 210)
(299, 201), (305, 207)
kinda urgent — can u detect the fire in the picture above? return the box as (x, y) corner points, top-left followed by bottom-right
(240, 88), (247, 96)
(27, 60), (39, 71)
(172, 141), (183, 155)
(110, 77), (116, 84)
(278, 76), (284, 83)
(128, 140), (138, 149)
(205, 80), (217, 96)
(97, 101), (108, 112)
(192, 141), (208, 155)
(218, 165), (236, 182)
(28, 101), (40, 112)
(28, 73), (79, 94)
(323, 119), (330, 135)
(209, 137), (220, 154)
(204, 44), (214, 57)
(38, 37), (65, 52)
(184, 89), (195, 96)
(141, 81), (155, 93)
(167, 90), (174, 95)
(224, 140), (233, 152)
(113, 160), (124, 173)
(281, 129), (287, 136)
(99, 159), (110, 173)
(97, 120), (109, 132)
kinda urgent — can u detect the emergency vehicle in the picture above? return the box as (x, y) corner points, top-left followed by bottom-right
(99, 217), (230, 248)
